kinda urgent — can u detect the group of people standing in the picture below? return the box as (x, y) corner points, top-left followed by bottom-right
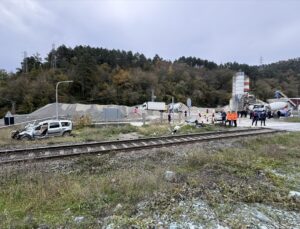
(220, 110), (267, 127)
(221, 111), (238, 127)
(251, 110), (267, 126)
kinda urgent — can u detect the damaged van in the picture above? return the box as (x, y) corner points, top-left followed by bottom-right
(11, 120), (72, 140)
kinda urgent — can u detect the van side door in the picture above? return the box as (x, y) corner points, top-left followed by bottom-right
(48, 121), (62, 136)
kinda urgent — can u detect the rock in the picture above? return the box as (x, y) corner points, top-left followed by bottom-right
(114, 203), (123, 212)
(164, 170), (176, 182)
(288, 191), (300, 202)
(258, 225), (269, 229)
(254, 211), (271, 223)
(216, 225), (229, 229)
(74, 216), (85, 223)
(169, 222), (178, 229)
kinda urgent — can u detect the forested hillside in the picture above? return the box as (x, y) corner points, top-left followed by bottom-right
(0, 45), (300, 117)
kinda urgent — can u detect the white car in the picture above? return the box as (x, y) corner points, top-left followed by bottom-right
(214, 112), (223, 122)
(12, 120), (73, 140)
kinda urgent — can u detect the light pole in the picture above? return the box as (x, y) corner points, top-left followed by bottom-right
(56, 80), (73, 120)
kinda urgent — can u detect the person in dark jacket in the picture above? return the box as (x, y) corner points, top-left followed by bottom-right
(252, 111), (259, 126)
(260, 110), (267, 126)
(221, 111), (227, 125)
(168, 113), (171, 123)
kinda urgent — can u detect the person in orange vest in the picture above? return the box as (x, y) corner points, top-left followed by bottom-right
(225, 111), (232, 126)
(232, 111), (238, 127)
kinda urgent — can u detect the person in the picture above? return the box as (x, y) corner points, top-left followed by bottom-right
(250, 110), (253, 119)
(232, 111), (238, 127)
(168, 113), (171, 123)
(252, 111), (259, 126)
(221, 111), (227, 125)
(267, 110), (272, 119)
(225, 111), (232, 126)
(277, 110), (281, 119)
(260, 110), (267, 126)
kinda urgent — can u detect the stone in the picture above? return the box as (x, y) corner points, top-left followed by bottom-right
(164, 170), (176, 182)
(288, 191), (300, 202)
(258, 225), (269, 229)
(254, 211), (271, 223)
(114, 203), (123, 212)
(74, 216), (85, 223)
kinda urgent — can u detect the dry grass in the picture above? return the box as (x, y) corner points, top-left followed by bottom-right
(0, 161), (167, 227)
(1, 131), (299, 227)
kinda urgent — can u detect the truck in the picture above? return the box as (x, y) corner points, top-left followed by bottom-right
(142, 102), (166, 111)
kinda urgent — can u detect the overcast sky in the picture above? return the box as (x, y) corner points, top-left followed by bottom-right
(1, 0), (300, 72)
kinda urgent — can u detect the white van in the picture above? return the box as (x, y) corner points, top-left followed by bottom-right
(12, 120), (73, 140)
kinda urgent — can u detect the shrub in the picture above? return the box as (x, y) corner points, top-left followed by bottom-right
(73, 114), (92, 129)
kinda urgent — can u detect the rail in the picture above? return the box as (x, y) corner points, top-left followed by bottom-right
(0, 128), (283, 165)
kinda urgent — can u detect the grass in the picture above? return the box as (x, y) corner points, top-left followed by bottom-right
(0, 163), (167, 227)
(178, 132), (300, 210)
(0, 122), (222, 148)
(0, 130), (300, 227)
(281, 116), (300, 122)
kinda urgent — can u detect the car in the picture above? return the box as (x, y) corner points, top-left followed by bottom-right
(11, 120), (72, 140)
(214, 112), (223, 122)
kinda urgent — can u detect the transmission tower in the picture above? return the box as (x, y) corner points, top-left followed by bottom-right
(258, 56), (264, 72)
(259, 56), (263, 66)
(51, 43), (57, 69)
(23, 51), (28, 73)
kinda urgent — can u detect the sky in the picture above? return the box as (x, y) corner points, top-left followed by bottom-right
(1, 0), (300, 72)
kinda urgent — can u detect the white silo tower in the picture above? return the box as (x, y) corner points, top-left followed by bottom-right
(230, 72), (250, 111)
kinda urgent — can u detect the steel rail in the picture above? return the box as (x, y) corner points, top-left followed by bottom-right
(0, 128), (282, 165)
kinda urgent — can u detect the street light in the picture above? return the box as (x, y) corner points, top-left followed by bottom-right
(56, 80), (73, 120)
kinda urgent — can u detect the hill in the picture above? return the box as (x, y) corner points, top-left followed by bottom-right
(0, 45), (300, 117)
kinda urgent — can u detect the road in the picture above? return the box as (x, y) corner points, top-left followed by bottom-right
(238, 117), (300, 131)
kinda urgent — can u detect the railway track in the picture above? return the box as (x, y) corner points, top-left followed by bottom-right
(0, 128), (283, 165)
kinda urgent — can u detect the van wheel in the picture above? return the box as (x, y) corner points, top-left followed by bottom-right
(63, 131), (71, 137)
(21, 135), (31, 141)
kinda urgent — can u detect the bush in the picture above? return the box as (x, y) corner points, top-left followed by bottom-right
(73, 115), (92, 129)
